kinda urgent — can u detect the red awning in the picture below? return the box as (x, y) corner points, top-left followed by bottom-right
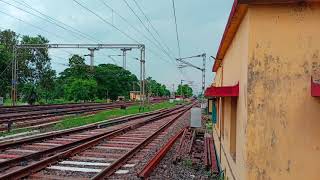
(205, 83), (239, 97)
(311, 77), (320, 97)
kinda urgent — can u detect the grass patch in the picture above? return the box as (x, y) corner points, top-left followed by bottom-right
(0, 127), (34, 137)
(183, 159), (193, 168)
(206, 120), (213, 133)
(52, 101), (178, 130)
(0, 101), (183, 137)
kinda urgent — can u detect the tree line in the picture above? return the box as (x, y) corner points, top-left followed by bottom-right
(0, 29), (174, 104)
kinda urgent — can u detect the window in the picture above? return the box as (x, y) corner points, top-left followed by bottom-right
(230, 97), (238, 162)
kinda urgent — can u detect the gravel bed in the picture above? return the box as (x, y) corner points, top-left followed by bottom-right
(108, 111), (191, 179)
(147, 114), (219, 180)
(148, 134), (213, 180)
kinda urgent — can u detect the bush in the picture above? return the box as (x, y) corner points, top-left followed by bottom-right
(64, 79), (97, 102)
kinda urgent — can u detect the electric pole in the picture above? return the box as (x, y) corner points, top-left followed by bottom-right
(85, 48), (99, 68)
(176, 53), (206, 95)
(180, 80), (184, 98)
(121, 48), (132, 70)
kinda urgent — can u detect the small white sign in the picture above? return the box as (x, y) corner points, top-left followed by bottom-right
(191, 108), (202, 128)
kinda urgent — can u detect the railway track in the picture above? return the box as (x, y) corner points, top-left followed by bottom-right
(0, 103), (193, 179)
(0, 102), (112, 114)
(0, 100), (164, 132)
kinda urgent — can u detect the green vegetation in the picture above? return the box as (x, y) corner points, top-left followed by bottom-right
(183, 159), (193, 167)
(0, 101), (178, 137)
(65, 79), (98, 102)
(0, 127), (33, 137)
(0, 29), (172, 105)
(176, 84), (193, 97)
(146, 77), (171, 97)
(206, 120), (213, 133)
(53, 101), (176, 130)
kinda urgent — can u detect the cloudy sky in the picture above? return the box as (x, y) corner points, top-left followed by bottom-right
(0, 0), (233, 94)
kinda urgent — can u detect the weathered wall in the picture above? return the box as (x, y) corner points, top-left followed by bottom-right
(247, 3), (320, 180)
(213, 11), (249, 180)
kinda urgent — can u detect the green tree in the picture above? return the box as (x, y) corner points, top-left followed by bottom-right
(0, 29), (18, 98)
(16, 35), (56, 103)
(146, 77), (171, 97)
(21, 82), (37, 105)
(17, 35), (52, 84)
(59, 55), (91, 80)
(39, 69), (56, 102)
(94, 64), (138, 100)
(69, 54), (86, 67)
(176, 84), (193, 98)
(64, 78), (97, 102)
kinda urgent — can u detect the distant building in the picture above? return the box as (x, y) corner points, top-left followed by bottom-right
(175, 95), (183, 101)
(205, 1), (320, 180)
(129, 91), (145, 101)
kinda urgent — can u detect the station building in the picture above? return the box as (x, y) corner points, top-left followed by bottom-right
(205, 1), (320, 180)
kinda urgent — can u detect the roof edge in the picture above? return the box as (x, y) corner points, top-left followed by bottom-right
(212, 0), (320, 72)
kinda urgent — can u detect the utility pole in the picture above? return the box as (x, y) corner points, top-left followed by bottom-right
(180, 80), (184, 98)
(172, 84), (175, 98)
(176, 53), (206, 95)
(11, 46), (17, 106)
(85, 48), (99, 68)
(138, 46), (146, 111)
(121, 48), (132, 70)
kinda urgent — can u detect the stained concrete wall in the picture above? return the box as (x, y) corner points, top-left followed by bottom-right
(213, 11), (249, 180)
(247, 3), (320, 180)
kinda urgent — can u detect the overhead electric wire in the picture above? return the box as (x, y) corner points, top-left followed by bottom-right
(131, 0), (176, 58)
(0, 10), (98, 67)
(170, 0), (188, 81)
(130, 0), (188, 81)
(99, 0), (172, 63)
(171, 0), (182, 59)
(0, 9), (66, 41)
(1, 0), (118, 66)
(73, 0), (138, 43)
(10, 0), (103, 44)
(0, 0), (89, 42)
(122, 0), (175, 61)
(73, 0), (172, 64)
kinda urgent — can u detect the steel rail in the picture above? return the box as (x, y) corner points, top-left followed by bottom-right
(0, 104), (126, 123)
(138, 127), (186, 178)
(0, 103), (136, 119)
(92, 104), (193, 179)
(0, 100), (165, 132)
(0, 105), (182, 150)
(173, 127), (188, 163)
(0, 102), (114, 112)
(0, 105), (188, 179)
(0, 107), (183, 172)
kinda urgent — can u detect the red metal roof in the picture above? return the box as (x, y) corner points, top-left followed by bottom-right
(311, 77), (320, 97)
(205, 83), (239, 97)
(212, 0), (320, 72)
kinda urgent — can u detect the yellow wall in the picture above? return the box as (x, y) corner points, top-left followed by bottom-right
(213, 10), (250, 180)
(213, 3), (320, 180)
(246, 3), (320, 180)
